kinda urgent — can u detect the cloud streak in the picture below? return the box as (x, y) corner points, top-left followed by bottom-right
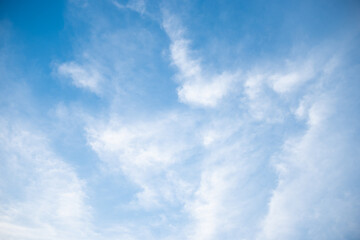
(58, 61), (104, 94)
(162, 13), (240, 107)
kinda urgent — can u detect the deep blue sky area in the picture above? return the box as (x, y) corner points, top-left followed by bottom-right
(0, 0), (67, 57)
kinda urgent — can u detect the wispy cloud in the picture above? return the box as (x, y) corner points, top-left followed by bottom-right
(86, 112), (200, 209)
(0, 119), (94, 240)
(162, 13), (240, 107)
(258, 95), (360, 239)
(58, 61), (104, 94)
(112, 0), (146, 15)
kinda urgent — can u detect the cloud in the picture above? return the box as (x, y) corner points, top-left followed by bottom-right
(186, 165), (237, 240)
(0, 119), (94, 240)
(86, 109), (274, 239)
(257, 93), (360, 240)
(268, 59), (316, 94)
(242, 46), (341, 122)
(56, 2), (167, 104)
(112, 0), (146, 15)
(86, 112), (201, 209)
(162, 14), (240, 107)
(57, 61), (103, 94)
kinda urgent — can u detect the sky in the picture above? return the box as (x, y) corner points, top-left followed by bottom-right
(0, 0), (360, 239)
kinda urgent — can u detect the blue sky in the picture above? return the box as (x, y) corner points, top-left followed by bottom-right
(1, 0), (360, 239)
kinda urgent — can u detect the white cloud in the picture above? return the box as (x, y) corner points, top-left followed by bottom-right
(112, 0), (146, 15)
(257, 93), (360, 240)
(177, 71), (238, 107)
(0, 119), (94, 240)
(163, 14), (239, 108)
(185, 165), (237, 240)
(58, 61), (103, 94)
(269, 59), (316, 94)
(86, 112), (200, 209)
(243, 73), (285, 122)
(242, 48), (341, 122)
(87, 109), (276, 239)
